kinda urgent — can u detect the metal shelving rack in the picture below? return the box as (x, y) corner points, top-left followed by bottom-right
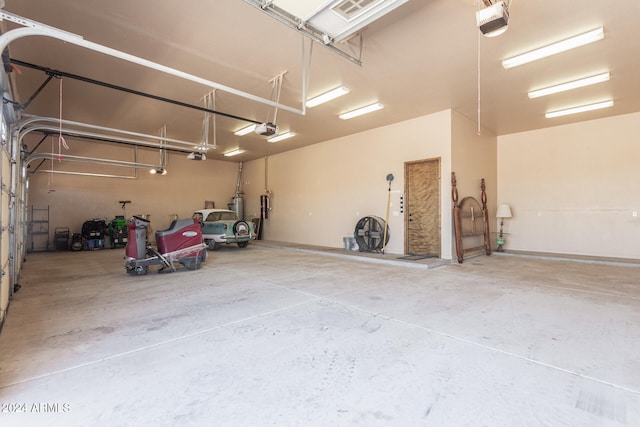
(29, 205), (50, 252)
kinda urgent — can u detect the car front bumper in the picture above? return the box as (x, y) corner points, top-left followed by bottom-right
(202, 232), (255, 243)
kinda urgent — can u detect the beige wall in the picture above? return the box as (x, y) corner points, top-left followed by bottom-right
(451, 110), (498, 252)
(27, 109), (638, 261)
(27, 145), (241, 246)
(497, 112), (640, 259)
(243, 110), (453, 257)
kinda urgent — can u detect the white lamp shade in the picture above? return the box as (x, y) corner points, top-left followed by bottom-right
(496, 204), (512, 218)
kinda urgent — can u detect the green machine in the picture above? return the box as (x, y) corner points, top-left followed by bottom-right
(108, 218), (128, 248)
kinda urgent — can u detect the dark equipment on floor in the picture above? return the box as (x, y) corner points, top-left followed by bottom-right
(124, 216), (207, 275)
(108, 217), (128, 248)
(71, 233), (83, 251)
(82, 219), (108, 250)
(54, 227), (69, 250)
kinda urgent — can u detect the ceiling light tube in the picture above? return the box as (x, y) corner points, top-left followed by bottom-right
(528, 72), (610, 99)
(234, 124), (256, 136)
(224, 149), (245, 157)
(545, 100), (613, 119)
(306, 86), (350, 108)
(267, 131), (295, 143)
(502, 27), (604, 69)
(339, 103), (384, 120)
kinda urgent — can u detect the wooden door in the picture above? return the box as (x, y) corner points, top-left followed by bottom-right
(405, 158), (441, 256)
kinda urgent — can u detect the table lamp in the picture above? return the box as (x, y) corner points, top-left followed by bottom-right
(496, 203), (512, 252)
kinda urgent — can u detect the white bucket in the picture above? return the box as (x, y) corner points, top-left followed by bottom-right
(343, 237), (351, 250)
(343, 237), (359, 251)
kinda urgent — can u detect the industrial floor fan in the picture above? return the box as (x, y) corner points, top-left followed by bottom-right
(354, 215), (389, 252)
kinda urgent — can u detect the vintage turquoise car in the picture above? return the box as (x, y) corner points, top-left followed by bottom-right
(192, 209), (255, 250)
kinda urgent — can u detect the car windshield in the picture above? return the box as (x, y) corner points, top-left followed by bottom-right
(205, 212), (237, 221)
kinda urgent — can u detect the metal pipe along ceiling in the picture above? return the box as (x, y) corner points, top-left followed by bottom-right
(26, 152), (155, 170)
(10, 59), (263, 125)
(22, 125), (197, 154)
(0, 11), (308, 116)
(19, 116), (202, 179)
(19, 115), (207, 153)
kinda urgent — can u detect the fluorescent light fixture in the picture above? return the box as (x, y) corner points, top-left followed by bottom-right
(306, 86), (350, 108)
(502, 27), (604, 69)
(528, 72), (610, 99)
(234, 124), (256, 136)
(224, 149), (245, 157)
(339, 103), (384, 120)
(267, 131), (295, 143)
(545, 100), (613, 119)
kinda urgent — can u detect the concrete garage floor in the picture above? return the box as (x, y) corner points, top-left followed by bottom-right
(0, 244), (639, 426)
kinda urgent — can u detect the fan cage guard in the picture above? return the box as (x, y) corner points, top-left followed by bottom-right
(354, 215), (389, 252)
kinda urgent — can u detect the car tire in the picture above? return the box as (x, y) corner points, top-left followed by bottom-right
(208, 241), (221, 251)
(233, 221), (250, 236)
(237, 241), (248, 248)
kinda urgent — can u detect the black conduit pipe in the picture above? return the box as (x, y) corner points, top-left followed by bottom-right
(10, 58), (262, 125)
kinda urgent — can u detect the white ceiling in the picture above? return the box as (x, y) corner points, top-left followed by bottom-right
(3, 0), (640, 161)
(272, 0), (329, 20)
